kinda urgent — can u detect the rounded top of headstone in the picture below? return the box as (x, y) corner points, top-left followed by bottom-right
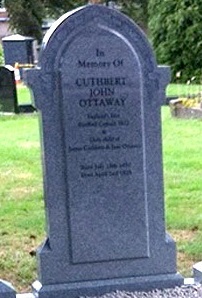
(41, 6), (84, 49)
(40, 4), (154, 66)
(2, 34), (34, 41)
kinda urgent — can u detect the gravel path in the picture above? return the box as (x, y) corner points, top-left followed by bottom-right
(85, 284), (202, 298)
(16, 284), (202, 298)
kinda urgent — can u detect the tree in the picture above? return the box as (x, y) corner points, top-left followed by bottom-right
(149, 0), (202, 83)
(5, 0), (45, 41)
(121, 0), (148, 32)
(5, 0), (148, 42)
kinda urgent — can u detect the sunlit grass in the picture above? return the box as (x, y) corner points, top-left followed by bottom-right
(0, 114), (44, 292)
(16, 84), (32, 105)
(162, 107), (202, 276)
(166, 83), (202, 97)
(0, 107), (202, 291)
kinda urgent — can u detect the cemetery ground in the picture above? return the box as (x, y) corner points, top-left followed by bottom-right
(16, 83), (32, 105)
(16, 82), (202, 106)
(0, 95), (202, 292)
(167, 83), (202, 97)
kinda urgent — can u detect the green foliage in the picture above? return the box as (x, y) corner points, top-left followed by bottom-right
(43, 0), (148, 25)
(120, 0), (148, 31)
(5, 0), (45, 41)
(43, 0), (85, 18)
(0, 44), (4, 65)
(4, 0), (148, 42)
(149, 0), (202, 83)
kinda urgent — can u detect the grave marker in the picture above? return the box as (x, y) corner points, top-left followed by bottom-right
(0, 66), (19, 113)
(2, 34), (34, 67)
(27, 4), (183, 298)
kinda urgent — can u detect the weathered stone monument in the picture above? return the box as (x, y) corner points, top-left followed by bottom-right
(27, 4), (183, 298)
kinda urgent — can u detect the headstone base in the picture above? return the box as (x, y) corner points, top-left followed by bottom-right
(193, 261), (202, 283)
(32, 274), (183, 298)
(18, 104), (36, 113)
(0, 280), (16, 298)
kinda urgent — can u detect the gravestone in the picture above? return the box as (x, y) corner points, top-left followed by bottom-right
(0, 66), (19, 113)
(0, 280), (16, 298)
(27, 4), (183, 298)
(2, 34), (34, 67)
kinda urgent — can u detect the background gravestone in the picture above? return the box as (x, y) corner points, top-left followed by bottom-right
(0, 66), (19, 113)
(2, 34), (35, 67)
(27, 4), (183, 298)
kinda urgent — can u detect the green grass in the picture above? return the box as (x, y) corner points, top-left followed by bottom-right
(0, 114), (44, 292)
(16, 84), (32, 105)
(162, 109), (202, 230)
(162, 107), (202, 276)
(0, 107), (202, 291)
(16, 83), (202, 106)
(166, 83), (202, 97)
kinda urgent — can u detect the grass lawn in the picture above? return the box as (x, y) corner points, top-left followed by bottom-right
(162, 108), (202, 276)
(0, 107), (202, 292)
(0, 114), (44, 292)
(15, 83), (202, 106)
(16, 84), (32, 105)
(166, 83), (202, 97)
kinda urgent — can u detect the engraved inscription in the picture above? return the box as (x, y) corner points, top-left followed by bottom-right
(60, 33), (149, 263)
(78, 48), (124, 69)
(66, 48), (141, 175)
(80, 161), (132, 179)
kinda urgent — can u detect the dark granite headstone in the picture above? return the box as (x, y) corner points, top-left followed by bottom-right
(2, 34), (34, 66)
(0, 66), (19, 113)
(0, 280), (16, 298)
(27, 5), (183, 298)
